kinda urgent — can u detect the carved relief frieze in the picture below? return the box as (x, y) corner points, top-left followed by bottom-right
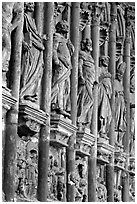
(129, 175), (135, 201)
(15, 137), (38, 201)
(96, 165), (107, 202)
(67, 155), (88, 202)
(47, 146), (66, 201)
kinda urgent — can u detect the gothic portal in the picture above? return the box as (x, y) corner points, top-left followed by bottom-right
(2, 2), (135, 202)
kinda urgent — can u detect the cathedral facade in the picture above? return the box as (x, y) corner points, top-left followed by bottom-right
(2, 2), (135, 202)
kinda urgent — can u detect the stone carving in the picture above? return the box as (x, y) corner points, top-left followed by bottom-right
(98, 56), (112, 137)
(20, 2), (45, 103)
(15, 138), (38, 201)
(114, 187), (122, 202)
(96, 165), (107, 202)
(79, 3), (91, 31)
(68, 156), (88, 202)
(114, 56), (126, 146)
(47, 153), (65, 201)
(2, 3), (23, 87)
(51, 20), (74, 117)
(129, 175), (135, 202)
(77, 38), (95, 127)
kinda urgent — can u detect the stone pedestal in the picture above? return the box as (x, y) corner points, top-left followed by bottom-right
(97, 139), (115, 164)
(76, 127), (95, 156)
(18, 102), (48, 137)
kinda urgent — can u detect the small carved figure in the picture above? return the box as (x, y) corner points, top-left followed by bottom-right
(98, 56), (112, 136)
(2, 3), (23, 86)
(56, 167), (65, 201)
(52, 20), (74, 117)
(114, 56), (126, 145)
(26, 149), (38, 199)
(96, 178), (107, 202)
(20, 2), (45, 103)
(77, 38), (95, 127)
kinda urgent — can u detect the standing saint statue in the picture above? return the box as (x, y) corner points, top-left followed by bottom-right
(2, 3), (23, 87)
(98, 56), (112, 136)
(114, 56), (126, 145)
(51, 20), (74, 117)
(20, 2), (45, 103)
(77, 38), (95, 127)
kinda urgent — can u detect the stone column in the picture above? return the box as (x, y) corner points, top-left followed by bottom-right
(88, 3), (102, 202)
(106, 3), (117, 202)
(122, 5), (134, 202)
(34, 3), (44, 35)
(66, 2), (80, 202)
(3, 3), (24, 201)
(37, 2), (54, 202)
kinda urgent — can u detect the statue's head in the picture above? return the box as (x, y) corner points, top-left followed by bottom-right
(99, 56), (109, 67)
(55, 20), (69, 34)
(24, 2), (35, 13)
(81, 38), (92, 52)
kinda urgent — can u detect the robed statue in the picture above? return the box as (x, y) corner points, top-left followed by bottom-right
(20, 2), (45, 103)
(51, 20), (74, 117)
(77, 38), (95, 127)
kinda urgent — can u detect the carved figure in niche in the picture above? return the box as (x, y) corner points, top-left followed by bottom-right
(48, 157), (61, 201)
(52, 20), (74, 117)
(20, 2), (45, 103)
(114, 56), (126, 145)
(96, 177), (107, 202)
(26, 149), (38, 199)
(15, 139), (27, 199)
(2, 3), (23, 86)
(68, 156), (87, 202)
(114, 186), (122, 202)
(98, 56), (112, 136)
(56, 167), (65, 201)
(77, 38), (95, 128)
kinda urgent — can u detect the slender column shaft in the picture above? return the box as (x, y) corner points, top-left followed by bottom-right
(3, 4), (24, 201)
(106, 3), (117, 202)
(88, 7), (100, 202)
(37, 3), (54, 201)
(122, 22), (131, 202)
(34, 3), (44, 35)
(66, 2), (80, 202)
